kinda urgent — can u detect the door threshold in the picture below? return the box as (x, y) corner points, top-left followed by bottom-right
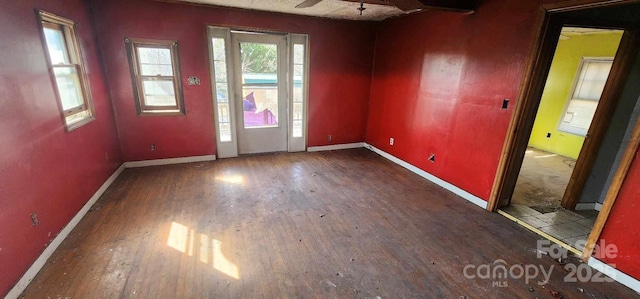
(239, 151), (286, 156)
(497, 209), (582, 256)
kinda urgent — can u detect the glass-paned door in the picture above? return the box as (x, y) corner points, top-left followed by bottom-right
(232, 32), (287, 154)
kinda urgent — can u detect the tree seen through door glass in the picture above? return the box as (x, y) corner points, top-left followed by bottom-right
(240, 42), (278, 128)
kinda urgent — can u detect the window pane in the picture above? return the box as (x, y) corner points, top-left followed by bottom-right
(573, 61), (612, 100)
(216, 83), (228, 103)
(293, 64), (304, 104)
(142, 79), (176, 106)
(241, 89), (278, 128)
(558, 99), (598, 136)
(294, 64), (304, 77)
(43, 26), (70, 65)
(218, 103), (230, 122)
(240, 43), (277, 75)
(213, 38), (226, 61)
(240, 42), (278, 128)
(213, 37), (230, 142)
(293, 86), (303, 104)
(293, 120), (302, 138)
(219, 122), (231, 142)
(293, 102), (303, 121)
(217, 101), (232, 141)
(563, 99), (598, 129)
(53, 66), (84, 110)
(292, 43), (305, 138)
(294, 44), (304, 65)
(137, 47), (173, 76)
(215, 61), (227, 82)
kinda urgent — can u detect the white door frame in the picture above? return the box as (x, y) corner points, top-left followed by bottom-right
(208, 26), (238, 158)
(231, 32), (288, 154)
(208, 26), (308, 158)
(288, 34), (309, 152)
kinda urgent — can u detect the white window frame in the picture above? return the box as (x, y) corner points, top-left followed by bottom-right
(207, 26), (309, 158)
(208, 26), (239, 158)
(38, 10), (95, 131)
(558, 57), (614, 136)
(288, 34), (309, 152)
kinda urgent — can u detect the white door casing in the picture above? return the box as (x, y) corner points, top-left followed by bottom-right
(208, 27), (308, 157)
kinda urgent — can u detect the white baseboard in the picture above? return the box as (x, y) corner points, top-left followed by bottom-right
(27, 149), (638, 297)
(588, 257), (640, 293)
(124, 155), (216, 168)
(575, 203), (596, 211)
(363, 143), (488, 209)
(6, 154), (219, 298)
(575, 202), (603, 211)
(595, 202), (603, 211)
(5, 163), (126, 299)
(307, 142), (365, 152)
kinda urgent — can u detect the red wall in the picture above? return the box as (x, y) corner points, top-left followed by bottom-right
(89, 0), (376, 161)
(366, 0), (640, 280)
(365, 0), (539, 200)
(599, 151), (640, 278)
(4, 0), (640, 295)
(0, 0), (122, 296)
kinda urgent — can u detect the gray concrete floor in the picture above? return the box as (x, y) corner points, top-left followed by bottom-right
(511, 147), (574, 212)
(503, 147), (599, 250)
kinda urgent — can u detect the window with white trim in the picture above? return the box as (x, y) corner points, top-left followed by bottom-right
(212, 37), (232, 141)
(558, 57), (613, 136)
(38, 10), (94, 130)
(292, 43), (305, 138)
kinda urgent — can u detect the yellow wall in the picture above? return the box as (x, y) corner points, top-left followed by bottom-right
(528, 31), (623, 159)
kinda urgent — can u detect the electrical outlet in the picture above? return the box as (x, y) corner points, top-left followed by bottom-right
(390, 138), (394, 146)
(150, 144), (156, 151)
(327, 135), (332, 141)
(30, 213), (39, 226)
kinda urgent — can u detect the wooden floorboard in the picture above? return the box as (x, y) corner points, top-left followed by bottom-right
(20, 149), (638, 298)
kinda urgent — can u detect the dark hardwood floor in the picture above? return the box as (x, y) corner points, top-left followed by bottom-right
(20, 149), (638, 298)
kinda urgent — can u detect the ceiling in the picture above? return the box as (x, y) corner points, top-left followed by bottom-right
(169, 0), (413, 21)
(559, 27), (623, 40)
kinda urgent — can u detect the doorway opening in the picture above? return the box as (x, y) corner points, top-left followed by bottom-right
(502, 26), (623, 252)
(489, 0), (640, 259)
(232, 32), (288, 154)
(208, 27), (309, 158)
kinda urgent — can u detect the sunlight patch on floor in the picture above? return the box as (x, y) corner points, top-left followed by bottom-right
(215, 174), (246, 185)
(534, 154), (558, 159)
(167, 221), (240, 279)
(167, 222), (189, 253)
